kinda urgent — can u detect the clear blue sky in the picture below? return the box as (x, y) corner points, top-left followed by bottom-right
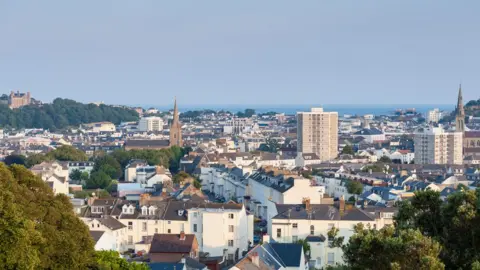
(1, 1), (479, 106)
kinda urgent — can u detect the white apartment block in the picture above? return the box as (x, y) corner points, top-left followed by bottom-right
(138, 116), (164, 132)
(297, 108), (338, 162)
(414, 126), (463, 165)
(270, 202), (395, 269)
(427, 108), (443, 123)
(247, 169), (326, 221)
(81, 199), (253, 259)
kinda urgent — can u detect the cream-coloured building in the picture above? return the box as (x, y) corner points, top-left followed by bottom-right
(427, 108), (443, 123)
(414, 126), (463, 165)
(138, 116), (164, 132)
(270, 200), (395, 268)
(297, 108), (338, 162)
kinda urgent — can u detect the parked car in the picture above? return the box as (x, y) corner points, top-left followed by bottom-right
(253, 235), (260, 243)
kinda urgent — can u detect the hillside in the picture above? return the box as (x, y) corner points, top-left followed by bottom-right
(0, 98), (139, 130)
(466, 98), (480, 117)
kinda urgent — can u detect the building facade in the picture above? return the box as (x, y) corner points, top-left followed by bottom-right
(138, 116), (164, 132)
(297, 108), (338, 162)
(427, 108), (443, 123)
(414, 126), (463, 165)
(9, 90), (31, 109)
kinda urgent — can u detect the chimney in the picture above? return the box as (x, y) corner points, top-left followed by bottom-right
(339, 195), (345, 215)
(249, 252), (260, 267)
(262, 234), (270, 243)
(303, 197), (311, 213)
(87, 193), (97, 206)
(179, 231), (186, 241)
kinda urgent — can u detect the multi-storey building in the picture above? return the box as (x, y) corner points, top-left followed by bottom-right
(270, 199), (395, 269)
(297, 108), (338, 162)
(414, 126), (463, 165)
(138, 116), (164, 132)
(427, 108), (443, 123)
(81, 198), (253, 259)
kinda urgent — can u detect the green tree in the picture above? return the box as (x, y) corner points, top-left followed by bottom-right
(379, 156), (392, 163)
(46, 145), (88, 161)
(173, 171), (190, 185)
(86, 171), (112, 189)
(3, 154), (26, 166)
(70, 169), (82, 181)
(0, 163), (97, 269)
(342, 145), (355, 155)
(25, 153), (48, 167)
(345, 180), (363, 196)
(95, 250), (149, 270)
(394, 190), (443, 237)
(93, 156), (122, 179)
(343, 225), (444, 270)
(295, 239), (310, 255)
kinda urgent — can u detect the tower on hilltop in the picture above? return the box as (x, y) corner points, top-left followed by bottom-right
(455, 84), (465, 133)
(169, 98), (183, 147)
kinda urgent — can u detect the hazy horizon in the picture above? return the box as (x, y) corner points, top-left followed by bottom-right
(2, 1), (479, 105)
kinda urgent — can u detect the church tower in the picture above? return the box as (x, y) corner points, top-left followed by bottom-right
(455, 84), (465, 133)
(169, 98), (183, 147)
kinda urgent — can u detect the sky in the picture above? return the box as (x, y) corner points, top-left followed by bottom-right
(1, 1), (479, 106)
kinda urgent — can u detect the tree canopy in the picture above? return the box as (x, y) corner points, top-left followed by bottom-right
(0, 163), (97, 269)
(343, 225), (444, 270)
(0, 98), (139, 130)
(341, 145), (355, 155)
(3, 154), (26, 166)
(345, 180), (363, 195)
(25, 145), (88, 168)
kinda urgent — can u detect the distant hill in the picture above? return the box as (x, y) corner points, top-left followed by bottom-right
(0, 98), (139, 130)
(466, 99), (480, 117)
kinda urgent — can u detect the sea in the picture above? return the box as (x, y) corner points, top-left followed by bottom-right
(138, 104), (454, 117)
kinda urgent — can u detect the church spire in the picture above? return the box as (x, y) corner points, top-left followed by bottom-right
(169, 97), (183, 147)
(455, 84), (465, 133)
(173, 96), (180, 125)
(456, 84), (464, 117)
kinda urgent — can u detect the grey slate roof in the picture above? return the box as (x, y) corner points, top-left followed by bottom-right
(273, 204), (375, 221)
(149, 233), (196, 253)
(90, 231), (105, 244)
(269, 243), (303, 267)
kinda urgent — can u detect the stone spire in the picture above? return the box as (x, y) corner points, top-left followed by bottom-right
(169, 97), (183, 147)
(455, 84), (465, 133)
(172, 97), (180, 127)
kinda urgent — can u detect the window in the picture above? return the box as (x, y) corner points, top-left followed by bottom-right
(91, 223), (94, 228)
(229, 225), (234, 233)
(193, 212), (198, 218)
(228, 213), (234, 219)
(309, 260), (316, 268)
(292, 223), (298, 228)
(167, 229), (171, 234)
(193, 224), (197, 232)
(97, 224), (100, 228)
(155, 228), (158, 233)
(228, 254), (234, 261)
(292, 236), (298, 242)
(129, 208), (134, 214)
(277, 228), (281, 238)
(168, 221), (171, 224)
(128, 222), (133, 230)
(228, 240), (234, 247)
(327, 252), (335, 265)
(128, 236), (133, 245)
(142, 222), (147, 232)
(142, 208), (147, 215)
(310, 225), (314, 235)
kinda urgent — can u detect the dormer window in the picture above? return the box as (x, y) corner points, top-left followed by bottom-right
(149, 206), (157, 216)
(142, 206), (148, 216)
(128, 205), (135, 214)
(122, 205), (128, 214)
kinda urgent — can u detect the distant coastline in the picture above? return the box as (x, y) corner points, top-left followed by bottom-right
(133, 104), (454, 116)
